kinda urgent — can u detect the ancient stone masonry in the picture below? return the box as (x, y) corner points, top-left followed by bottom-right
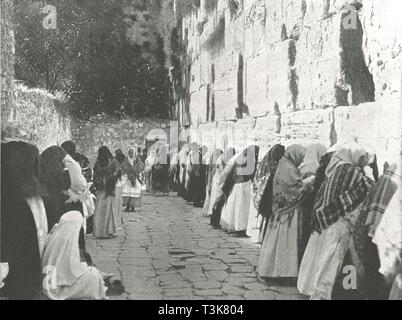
(72, 115), (173, 165)
(10, 84), (72, 151)
(1, 0), (15, 128)
(175, 0), (402, 168)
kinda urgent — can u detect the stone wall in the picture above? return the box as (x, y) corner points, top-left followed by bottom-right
(8, 84), (72, 151)
(177, 0), (402, 168)
(72, 115), (174, 165)
(1, 0), (15, 128)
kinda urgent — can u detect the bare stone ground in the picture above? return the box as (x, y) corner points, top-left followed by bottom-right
(86, 194), (306, 300)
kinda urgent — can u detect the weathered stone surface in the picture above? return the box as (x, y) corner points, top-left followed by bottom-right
(333, 99), (401, 169)
(9, 85), (71, 151)
(279, 108), (335, 147)
(360, 0), (402, 100)
(180, 0), (400, 162)
(1, 0), (14, 128)
(72, 115), (171, 165)
(296, 10), (375, 110)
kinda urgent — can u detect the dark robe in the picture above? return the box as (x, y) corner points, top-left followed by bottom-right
(1, 194), (42, 300)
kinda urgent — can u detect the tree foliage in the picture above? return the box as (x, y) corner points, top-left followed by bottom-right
(13, 0), (171, 119)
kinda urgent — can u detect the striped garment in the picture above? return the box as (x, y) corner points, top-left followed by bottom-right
(312, 163), (374, 232)
(350, 169), (401, 278)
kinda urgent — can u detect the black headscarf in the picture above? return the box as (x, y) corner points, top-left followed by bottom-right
(40, 146), (70, 229)
(1, 141), (44, 200)
(94, 146), (121, 196)
(1, 141), (44, 299)
(61, 140), (76, 156)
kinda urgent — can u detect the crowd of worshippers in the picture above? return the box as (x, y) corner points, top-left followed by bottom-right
(168, 140), (401, 300)
(0, 138), (149, 299)
(1, 133), (401, 301)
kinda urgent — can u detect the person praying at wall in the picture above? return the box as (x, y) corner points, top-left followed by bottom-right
(209, 147), (236, 228)
(258, 144), (313, 279)
(219, 145), (260, 235)
(246, 144), (285, 244)
(93, 146), (123, 239)
(202, 148), (223, 217)
(297, 142), (374, 300)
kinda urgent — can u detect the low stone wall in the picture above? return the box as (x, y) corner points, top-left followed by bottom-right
(1, 0), (15, 128)
(72, 115), (173, 165)
(8, 84), (71, 151)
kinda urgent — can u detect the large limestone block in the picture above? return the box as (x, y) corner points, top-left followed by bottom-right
(263, 0), (306, 45)
(296, 10), (374, 110)
(189, 86), (208, 125)
(334, 98), (401, 168)
(189, 58), (202, 93)
(225, 9), (244, 53)
(279, 108), (334, 147)
(197, 122), (218, 150)
(266, 40), (297, 114)
(253, 115), (282, 156)
(360, 0), (402, 99)
(245, 40), (296, 117)
(245, 49), (269, 116)
(244, 0), (267, 58)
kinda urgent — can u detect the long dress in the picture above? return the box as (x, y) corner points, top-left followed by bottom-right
(220, 146), (259, 232)
(42, 211), (107, 300)
(258, 145), (310, 278)
(121, 157), (142, 202)
(1, 196), (48, 299)
(144, 153), (156, 193)
(93, 158), (122, 239)
(297, 143), (374, 299)
(246, 144), (285, 243)
(152, 154), (170, 194)
(203, 153), (224, 216)
(220, 179), (252, 231)
(178, 148), (189, 198)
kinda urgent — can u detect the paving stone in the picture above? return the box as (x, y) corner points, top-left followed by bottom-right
(193, 280), (222, 289)
(86, 195), (300, 300)
(195, 289), (224, 296)
(229, 265), (255, 273)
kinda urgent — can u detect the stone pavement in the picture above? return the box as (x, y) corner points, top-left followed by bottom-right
(86, 194), (306, 300)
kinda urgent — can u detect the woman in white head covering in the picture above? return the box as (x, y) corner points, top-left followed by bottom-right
(297, 141), (374, 300)
(42, 211), (107, 300)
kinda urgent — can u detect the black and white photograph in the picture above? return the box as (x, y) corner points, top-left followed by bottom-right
(0, 0), (401, 306)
